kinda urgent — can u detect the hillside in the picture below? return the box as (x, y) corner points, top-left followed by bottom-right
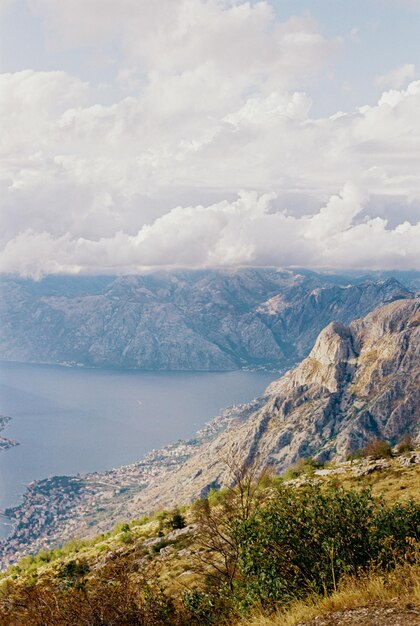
(125, 298), (420, 512)
(0, 453), (419, 626)
(0, 269), (413, 371)
(1, 298), (418, 568)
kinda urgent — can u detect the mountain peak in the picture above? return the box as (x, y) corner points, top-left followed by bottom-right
(310, 321), (354, 365)
(128, 298), (419, 512)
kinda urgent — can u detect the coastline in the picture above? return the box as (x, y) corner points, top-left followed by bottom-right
(0, 399), (260, 569)
(0, 415), (19, 453)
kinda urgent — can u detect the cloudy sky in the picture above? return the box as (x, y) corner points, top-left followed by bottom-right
(1, 0), (419, 277)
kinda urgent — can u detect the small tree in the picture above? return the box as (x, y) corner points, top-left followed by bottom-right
(363, 438), (393, 459)
(192, 456), (269, 591)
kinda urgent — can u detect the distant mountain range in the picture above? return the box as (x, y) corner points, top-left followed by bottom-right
(0, 269), (416, 371)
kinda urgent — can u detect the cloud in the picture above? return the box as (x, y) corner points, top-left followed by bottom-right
(375, 64), (416, 88)
(1, 71), (420, 275)
(1, 2), (419, 276)
(0, 71), (89, 155)
(1, 186), (419, 278)
(0, 0), (15, 14)
(29, 1), (339, 91)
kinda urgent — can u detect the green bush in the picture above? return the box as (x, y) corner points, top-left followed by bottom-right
(57, 559), (90, 589)
(120, 530), (133, 544)
(182, 589), (222, 625)
(283, 456), (324, 479)
(233, 486), (419, 611)
(168, 509), (186, 530)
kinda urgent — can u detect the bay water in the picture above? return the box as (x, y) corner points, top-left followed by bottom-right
(0, 361), (276, 539)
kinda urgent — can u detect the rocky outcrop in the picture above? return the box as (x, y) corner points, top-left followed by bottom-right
(126, 298), (420, 510)
(0, 269), (413, 371)
(0, 416), (18, 451)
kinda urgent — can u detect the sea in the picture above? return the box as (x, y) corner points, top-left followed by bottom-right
(0, 361), (276, 540)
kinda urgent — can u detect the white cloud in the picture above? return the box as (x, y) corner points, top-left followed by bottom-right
(304, 183), (367, 240)
(1, 2), (419, 276)
(1, 71), (420, 275)
(375, 63), (416, 88)
(0, 0), (14, 14)
(1, 186), (419, 278)
(29, 1), (339, 90)
(0, 71), (89, 157)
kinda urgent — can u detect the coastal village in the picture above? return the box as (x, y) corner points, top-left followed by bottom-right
(0, 403), (252, 567)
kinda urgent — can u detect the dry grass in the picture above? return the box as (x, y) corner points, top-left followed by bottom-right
(235, 562), (420, 626)
(337, 463), (420, 503)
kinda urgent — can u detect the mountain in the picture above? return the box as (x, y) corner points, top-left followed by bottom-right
(0, 269), (413, 371)
(128, 298), (420, 510)
(1, 298), (418, 566)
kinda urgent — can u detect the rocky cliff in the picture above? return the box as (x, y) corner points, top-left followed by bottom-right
(0, 269), (413, 371)
(127, 298), (420, 510)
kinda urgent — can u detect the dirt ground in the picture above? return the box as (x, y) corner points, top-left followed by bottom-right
(297, 604), (420, 626)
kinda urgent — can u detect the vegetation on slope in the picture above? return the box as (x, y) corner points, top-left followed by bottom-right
(0, 449), (419, 626)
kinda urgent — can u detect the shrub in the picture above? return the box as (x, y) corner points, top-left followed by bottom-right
(192, 459), (269, 592)
(396, 434), (414, 455)
(0, 557), (182, 626)
(283, 456), (324, 479)
(168, 509), (186, 530)
(233, 486), (419, 611)
(182, 589), (228, 625)
(57, 559), (90, 589)
(363, 438), (393, 459)
(346, 448), (365, 461)
(120, 530), (133, 544)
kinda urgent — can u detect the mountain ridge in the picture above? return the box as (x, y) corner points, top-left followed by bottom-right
(0, 269), (413, 371)
(126, 298), (420, 512)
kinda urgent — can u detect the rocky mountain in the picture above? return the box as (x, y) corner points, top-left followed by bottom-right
(1, 298), (418, 565)
(0, 269), (413, 371)
(127, 298), (420, 511)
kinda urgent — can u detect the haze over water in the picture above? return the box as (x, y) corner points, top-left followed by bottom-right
(0, 361), (276, 538)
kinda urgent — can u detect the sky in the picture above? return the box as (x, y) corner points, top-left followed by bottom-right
(0, 0), (419, 277)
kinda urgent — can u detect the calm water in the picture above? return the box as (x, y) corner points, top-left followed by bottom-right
(0, 362), (276, 539)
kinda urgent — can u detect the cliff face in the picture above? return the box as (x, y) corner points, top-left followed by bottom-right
(130, 299), (420, 510)
(0, 269), (413, 371)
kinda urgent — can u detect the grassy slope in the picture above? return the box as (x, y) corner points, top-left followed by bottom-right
(0, 453), (419, 625)
(238, 563), (420, 625)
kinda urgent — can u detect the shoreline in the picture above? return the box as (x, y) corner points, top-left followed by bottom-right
(0, 415), (19, 453)
(0, 400), (260, 569)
